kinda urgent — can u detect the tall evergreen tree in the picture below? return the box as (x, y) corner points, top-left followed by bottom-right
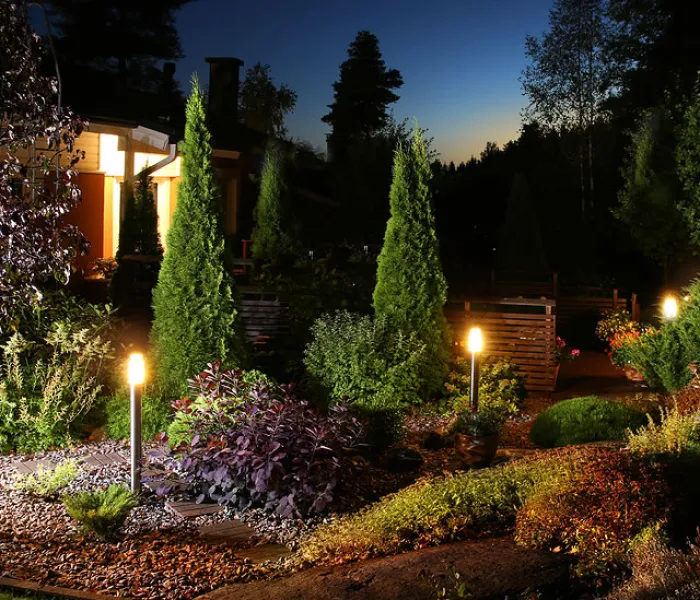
(495, 174), (549, 272)
(323, 31), (403, 160)
(251, 145), (297, 265)
(676, 80), (700, 247)
(373, 127), (450, 395)
(151, 78), (244, 393)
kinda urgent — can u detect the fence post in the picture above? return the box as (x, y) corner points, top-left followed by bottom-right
(632, 293), (639, 322)
(613, 288), (619, 308)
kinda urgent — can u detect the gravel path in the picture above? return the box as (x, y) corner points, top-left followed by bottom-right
(0, 441), (286, 599)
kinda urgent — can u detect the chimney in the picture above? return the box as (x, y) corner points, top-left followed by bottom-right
(205, 57), (243, 144)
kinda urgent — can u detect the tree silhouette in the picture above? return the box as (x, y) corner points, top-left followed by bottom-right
(239, 62), (297, 138)
(323, 31), (403, 160)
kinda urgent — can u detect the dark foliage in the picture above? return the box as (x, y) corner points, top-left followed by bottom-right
(1, 1), (86, 332)
(152, 367), (363, 518)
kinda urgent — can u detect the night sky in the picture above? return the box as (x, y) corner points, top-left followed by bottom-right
(175, 0), (554, 164)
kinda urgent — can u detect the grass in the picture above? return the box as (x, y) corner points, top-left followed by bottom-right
(530, 395), (647, 448)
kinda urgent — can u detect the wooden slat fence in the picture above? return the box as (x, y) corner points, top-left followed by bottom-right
(238, 286), (290, 345)
(446, 297), (558, 393)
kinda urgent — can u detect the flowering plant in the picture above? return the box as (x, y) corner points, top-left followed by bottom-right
(596, 308), (639, 343)
(555, 337), (580, 362)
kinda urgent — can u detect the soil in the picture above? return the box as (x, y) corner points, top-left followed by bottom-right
(199, 536), (572, 600)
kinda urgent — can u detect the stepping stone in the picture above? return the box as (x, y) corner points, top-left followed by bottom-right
(84, 455), (108, 469)
(199, 518), (255, 543)
(236, 544), (292, 564)
(104, 451), (127, 464)
(14, 459), (54, 474)
(167, 500), (225, 518)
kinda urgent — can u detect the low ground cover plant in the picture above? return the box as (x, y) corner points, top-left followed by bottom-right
(299, 447), (672, 576)
(63, 484), (136, 540)
(530, 396), (647, 448)
(13, 459), (79, 500)
(514, 450), (670, 576)
(154, 367), (363, 518)
(606, 527), (700, 600)
(304, 310), (427, 410)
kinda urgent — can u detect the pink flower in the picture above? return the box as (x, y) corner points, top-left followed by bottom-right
(571, 349), (581, 357)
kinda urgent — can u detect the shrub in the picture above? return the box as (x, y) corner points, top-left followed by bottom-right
(299, 447), (587, 564)
(373, 127), (451, 396)
(154, 381), (363, 519)
(596, 308), (639, 343)
(0, 310), (114, 451)
(304, 310), (427, 410)
(13, 459), (79, 500)
(515, 450), (671, 576)
(445, 355), (525, 428)
(606, 527), (700, 600)
(63, 484), (137, 539)
(530, 396), (647, 448)
(151, 79), (246, 394)
(671, 381), (700, 416)
(166, 363), (275, 446)
(353, 405), (405, 454)
(627, 406), (700, 456)
(104, 386), (172, 442)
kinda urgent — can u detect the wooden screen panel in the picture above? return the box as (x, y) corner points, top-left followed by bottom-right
(446, 299), (558, 392)
(238, 289), (290, 345)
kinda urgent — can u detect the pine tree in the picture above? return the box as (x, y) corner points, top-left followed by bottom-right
(134, 170), (163, 256)
(323, 31), (403, 160)
(495, 174), (549, 272)
(373, 127), (450, 395)
(151, 78), (245, 393)
(251, 145), (297, 265)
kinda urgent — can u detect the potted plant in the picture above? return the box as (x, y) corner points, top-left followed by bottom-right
(450, 409), (503, 469)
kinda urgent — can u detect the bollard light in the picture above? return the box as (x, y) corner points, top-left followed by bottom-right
(127, 353), (145, 494)
(467, 327), (484, 413)
(663, 296), (678, 321)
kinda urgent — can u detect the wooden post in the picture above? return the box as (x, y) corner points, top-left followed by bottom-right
(632, 293), (639, 322)
(613, 288), (619, 309)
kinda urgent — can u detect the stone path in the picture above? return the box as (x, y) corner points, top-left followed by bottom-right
(12, 451), (127, 475)
(166, 500), (292, 564)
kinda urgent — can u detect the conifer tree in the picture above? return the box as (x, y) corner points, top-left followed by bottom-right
(151, 78), (245, 392)
(373, 127), (450, 395)
(251, 145), (297, 265)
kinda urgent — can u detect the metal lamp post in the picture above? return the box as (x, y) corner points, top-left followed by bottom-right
(467, 327), (484, 413)
(127, 353), (145, 494)
(663, 296), (678, 321)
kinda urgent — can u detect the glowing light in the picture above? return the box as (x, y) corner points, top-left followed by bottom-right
(467, 327), (484, 353)
(99, 134), (125, 176)
(127, 353), (145, 385)
(663, 297), (678, 320)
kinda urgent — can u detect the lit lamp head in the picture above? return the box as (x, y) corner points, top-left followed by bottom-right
(663, 297), (679, 321)
(467, 327), (484, 354)
(127, 353), (146, 385)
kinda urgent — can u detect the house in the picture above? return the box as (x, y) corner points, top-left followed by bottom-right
(60, 57), (266, 274)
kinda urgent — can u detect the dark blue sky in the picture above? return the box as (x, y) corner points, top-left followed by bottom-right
(176, 0), (554, 163)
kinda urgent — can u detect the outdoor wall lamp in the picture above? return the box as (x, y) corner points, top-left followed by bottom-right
(127, 353), (145, 494)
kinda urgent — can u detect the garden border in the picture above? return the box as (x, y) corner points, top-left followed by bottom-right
(0, 577), (122, 600)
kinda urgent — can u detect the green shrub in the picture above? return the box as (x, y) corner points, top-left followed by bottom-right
(299, 447), (584, 564)
(515, 450), (671, 576)
(62, 484), (136, 539)
(354, 405), (405, 454)
(166, 364), (274, 446)
(627, 406), (700, 456)
(304, 310), (427, 410)
(151, 79), (246, 394)
(373, 127), (451, 396)
(530, 396), (647, 448)
(0, 308), (115, 451)
(13, 459), (79, 499)
(445, 356), (525, 431)
(104, 386), (172, 442)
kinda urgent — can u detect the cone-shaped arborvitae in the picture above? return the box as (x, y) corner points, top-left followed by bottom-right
(373, 126), (451, 395)
(151, 77), (245, 393)
(251, 144), (297, 265)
